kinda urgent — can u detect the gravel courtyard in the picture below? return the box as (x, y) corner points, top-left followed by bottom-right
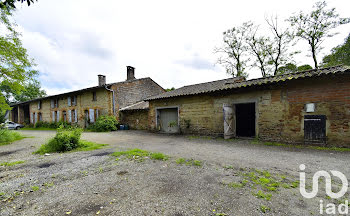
(1, 130), (350, 215)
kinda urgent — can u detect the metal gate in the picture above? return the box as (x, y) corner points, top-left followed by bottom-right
(304, 115), (327, 145)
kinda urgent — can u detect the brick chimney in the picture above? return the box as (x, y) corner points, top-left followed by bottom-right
(126, 66), (135, 80)
(98, 74), (106, 86)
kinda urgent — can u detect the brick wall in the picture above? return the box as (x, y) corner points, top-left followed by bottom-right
(149, 75), (350, 147)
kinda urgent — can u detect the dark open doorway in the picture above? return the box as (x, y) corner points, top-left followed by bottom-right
(236, 103), (256, 137)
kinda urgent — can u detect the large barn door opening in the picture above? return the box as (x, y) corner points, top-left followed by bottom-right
(223, 104), (235, 139)
(158, 108), (179, 133)
(236, 103), (256, 137)
(304, 115), (326, 145)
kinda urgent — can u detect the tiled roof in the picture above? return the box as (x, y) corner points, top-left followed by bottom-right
(119, 101), (149, 111)
(146, 65), (350, 101)
(10, 77), (153, 106)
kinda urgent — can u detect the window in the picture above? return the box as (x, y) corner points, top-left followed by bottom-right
(38, 101), (42, 110)
(51, 99), (59, 108)
(63, 111), (67, 122)
(72, 96), (77, 106)
(71, 109), (76, 122)
(38, 113), (42, 122)
(92, 92), (97, 101)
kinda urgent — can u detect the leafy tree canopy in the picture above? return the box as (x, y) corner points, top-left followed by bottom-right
(322, 33), (350, 67)
(0, 0), (36, 10)
(0, 8), (38, 111)
(288, 1), (350, 69)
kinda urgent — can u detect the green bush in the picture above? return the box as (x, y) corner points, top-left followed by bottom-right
(89, 115), (118, 132)
(35, 126), (82, 153)
(34, 121), (73, 129)
(0, 129), (24, 145)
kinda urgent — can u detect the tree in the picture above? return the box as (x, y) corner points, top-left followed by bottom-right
(246, 25), (270, 77)
(215, 22), (253, 78)
(297, 64), (313, 71)
(288, 1), (350, 69)
(322, 33), (350, 67)
(277, 63), (297, 74)
(13, 80), (46, 102)
(265, 16), (296, 76)
(0, 8), (38, 111)
(165, 87), (175, 92)
(0, 0), (36, 10)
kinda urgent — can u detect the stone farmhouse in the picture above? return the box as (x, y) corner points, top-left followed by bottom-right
(140, 65), (350, 147)
(9, 65), (350, 146)
(9, 66), (165, 128)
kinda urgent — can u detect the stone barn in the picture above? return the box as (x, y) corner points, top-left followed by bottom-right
(146, 66), (350, 147)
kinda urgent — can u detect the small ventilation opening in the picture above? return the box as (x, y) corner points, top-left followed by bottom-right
(236, 103), (256, 137)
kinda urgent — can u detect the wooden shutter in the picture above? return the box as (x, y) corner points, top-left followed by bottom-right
(68, 97), (71, 106)
(223, 104), (235, 139)
(68, 110), (72, 123)
(51, 99), (54, 108)
(52, 111), (55, 122)
(34, 113), (37, 124)
(89, 109), (95, 123)
(57, 111), (60, 122)
(38, 101), (41, 110)
(31, 113), (34, 124)
(74, 109), (78, 122)
(73, 96), (77, 106)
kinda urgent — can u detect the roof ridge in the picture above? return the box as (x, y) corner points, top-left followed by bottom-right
(180, 77), (243, 89)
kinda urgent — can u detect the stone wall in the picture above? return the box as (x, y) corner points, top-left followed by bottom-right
(149, 75), (350, 146)
(120, 110), (149, 130)
(111, 78), (165, 111)
(29, 88), (112, 127)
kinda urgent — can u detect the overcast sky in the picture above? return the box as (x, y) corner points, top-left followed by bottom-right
(12, 0), (350, 95)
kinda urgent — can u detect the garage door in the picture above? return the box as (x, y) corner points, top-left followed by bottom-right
(158, 108), (179, 133)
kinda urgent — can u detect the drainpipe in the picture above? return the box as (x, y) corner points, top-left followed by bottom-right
(104, 85), (116, 116)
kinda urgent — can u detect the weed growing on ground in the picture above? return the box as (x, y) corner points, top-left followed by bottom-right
(112, 149), (169, 161)
(0, 129), (25, 145)
(254, 190), (272, 201)
(260, 205), (271, 213)
(175, 157), (202, 166)
(31, 186), (39, 191)
(175, 158), (186, 164)
(251, 140), (350, 152)
(0, 161), (25, 166)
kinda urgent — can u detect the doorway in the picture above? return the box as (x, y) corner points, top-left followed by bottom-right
(157, 107), (179, 133)
(235, 103), (256, 137)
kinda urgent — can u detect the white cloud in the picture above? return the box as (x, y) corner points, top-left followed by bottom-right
(12, 0), (350, 94)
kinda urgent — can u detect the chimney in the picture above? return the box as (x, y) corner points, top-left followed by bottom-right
(126, 66), (135, 80)
(98, 74), (106, 86)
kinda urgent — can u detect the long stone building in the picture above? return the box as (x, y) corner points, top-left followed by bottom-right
(140, 65), (350, 146)
(9, 66), (165, 128)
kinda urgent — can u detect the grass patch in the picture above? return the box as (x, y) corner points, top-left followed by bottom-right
(0, 129), (25, 145)
(260, 205), (271, 213)
(252, 141), (350, 152)
(21, 127), (57, 131)
(111, 148), (169, 161)
(34, 140), (107, 155)
(254, 190), (272, 201)
(175, 157), (202, 166)
(176, 158), (186, 164)
(0, 160), (25, 167)
(31, 186), (39, 191)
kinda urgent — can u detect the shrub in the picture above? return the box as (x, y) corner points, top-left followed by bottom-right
(34, 121), (73, 129)
(0, 129), (24, 145)
(89, 115), (118, 132)
(35, 126), (82, 153)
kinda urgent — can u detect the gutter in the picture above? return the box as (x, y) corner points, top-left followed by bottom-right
(104, 85), (116, 116)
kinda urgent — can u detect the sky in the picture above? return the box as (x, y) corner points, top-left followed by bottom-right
(12, 0), (350, 96)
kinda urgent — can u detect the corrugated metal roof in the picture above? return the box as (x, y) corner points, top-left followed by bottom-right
(146, 65), (350, 101)
(119, 101), (149, 111)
